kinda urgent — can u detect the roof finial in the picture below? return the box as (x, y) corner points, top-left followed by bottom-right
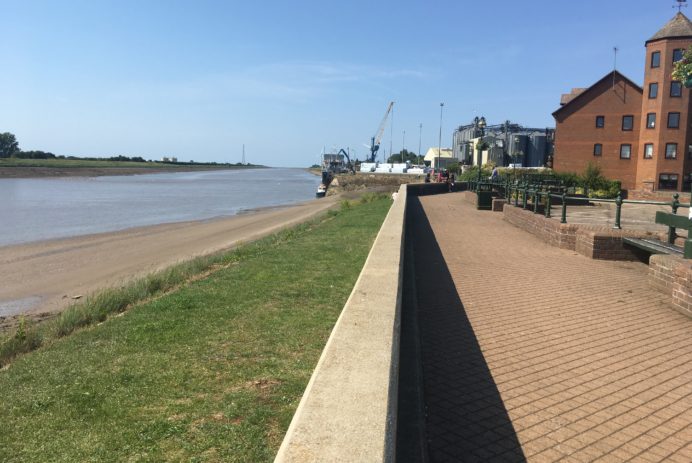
(674, 0), (687, 13)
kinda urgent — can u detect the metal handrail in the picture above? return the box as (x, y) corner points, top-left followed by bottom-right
(468, 177), (691, 231)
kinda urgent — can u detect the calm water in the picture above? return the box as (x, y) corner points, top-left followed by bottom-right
(0, 168), (319, 247)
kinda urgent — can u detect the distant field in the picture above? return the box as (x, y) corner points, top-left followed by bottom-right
(0, 158), (263, 178)
(0, 158), (249, 169)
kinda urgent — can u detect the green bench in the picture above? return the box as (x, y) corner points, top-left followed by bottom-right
(623, 211), (692, 259)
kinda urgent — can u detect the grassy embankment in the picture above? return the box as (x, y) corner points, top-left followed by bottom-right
(0, 194), (391, 462)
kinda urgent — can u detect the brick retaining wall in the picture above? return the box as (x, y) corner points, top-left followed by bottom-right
(575, 227), (663, 261)
(649, 255), (692, 318)
(503, 205), (663, 260)
(503, 205), (579, 250)
(492, 199), (507, 212)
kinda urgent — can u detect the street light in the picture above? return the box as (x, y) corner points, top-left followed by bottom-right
(438, 103), (444, 175)
(418, 123), (422, 165)
(402, 130), (406, 164)
(476, 116), (486, 189)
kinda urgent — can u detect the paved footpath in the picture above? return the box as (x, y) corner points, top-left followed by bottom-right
(409, 193), (691, 462)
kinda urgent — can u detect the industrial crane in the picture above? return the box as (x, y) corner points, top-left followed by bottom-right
(369, 101), (394, 162)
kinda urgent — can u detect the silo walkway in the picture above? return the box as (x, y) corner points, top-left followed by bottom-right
(404, 193), (692, 462)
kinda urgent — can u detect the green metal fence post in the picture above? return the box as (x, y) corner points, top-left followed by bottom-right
(533, 190), (539, 213)
(523, 185), (528, 209)
(561, 193), (567, 223)
(672, 193), (680, 215)
(514, 183), (519, 206)
(545, 192), (552, 218)
(614, 191), (622, 230)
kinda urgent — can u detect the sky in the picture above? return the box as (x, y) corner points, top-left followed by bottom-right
(0, 0), (686, 167)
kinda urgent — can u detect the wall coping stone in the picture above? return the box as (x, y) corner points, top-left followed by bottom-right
(274, 184), (407, 462)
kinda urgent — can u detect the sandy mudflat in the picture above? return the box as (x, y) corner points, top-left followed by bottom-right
(0, 195), (342, 331)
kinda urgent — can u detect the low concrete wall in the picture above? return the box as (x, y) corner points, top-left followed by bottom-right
(275, 184), (407, 462)
(407, 182), (448, 196)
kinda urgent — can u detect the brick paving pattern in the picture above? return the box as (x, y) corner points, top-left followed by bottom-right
(410, 193), (692, 462)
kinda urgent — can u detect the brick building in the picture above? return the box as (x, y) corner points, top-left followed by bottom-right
(553, 13), (692, 194)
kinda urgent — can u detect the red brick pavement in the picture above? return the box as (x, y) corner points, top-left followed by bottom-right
(410, 193), (692, 462)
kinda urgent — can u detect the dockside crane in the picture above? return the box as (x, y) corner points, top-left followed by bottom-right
(369, 101), (394, 162)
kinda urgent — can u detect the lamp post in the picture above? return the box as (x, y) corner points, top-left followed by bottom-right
(402, 130), (406, 164)
(475, 116), (486, 189)
(512, 135), (521, 183)
(418, 123), (422, 165)
(438, 103), (444, 175)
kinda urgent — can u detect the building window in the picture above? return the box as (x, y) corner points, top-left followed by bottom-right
(593, 144), (602, 156)
(644, 143), (654, 159)
(665, 143), (678, 159)
(646, 113), (656, 128)
(659, 173), (678, 190)
(595, 115), (604, 128)
(668, 112), (680, 128)
(649, 82), (658, 98)
(689, 145), (692, 160)
(622, 115), (634, 131)
(685, 174), (692, 191)
(673, 48), (684, 62)
(671, 81), (682, 97)
(620, 144), (631, 159)
(651, 51), (661, 68)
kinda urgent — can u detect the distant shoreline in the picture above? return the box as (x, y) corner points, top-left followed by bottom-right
(0, 165), (262, 179)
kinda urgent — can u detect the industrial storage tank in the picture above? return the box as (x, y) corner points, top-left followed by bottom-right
(528, 134), (547, 167)
(509, 135), (529, 167)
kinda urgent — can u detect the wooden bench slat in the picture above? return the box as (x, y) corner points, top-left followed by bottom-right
(655, 211), (692, 230)
(622, 237), (683, 255)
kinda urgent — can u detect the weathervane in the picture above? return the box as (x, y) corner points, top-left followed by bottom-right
(674, 0), (687, 12)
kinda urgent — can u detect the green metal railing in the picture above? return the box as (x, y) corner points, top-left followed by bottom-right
(503, 183), (690, 230)
(466, 178), (691, 230)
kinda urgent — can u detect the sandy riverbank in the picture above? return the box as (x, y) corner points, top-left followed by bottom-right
(0, 194), (345, 332)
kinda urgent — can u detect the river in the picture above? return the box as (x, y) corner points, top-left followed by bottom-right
(0, 168), (318, 247)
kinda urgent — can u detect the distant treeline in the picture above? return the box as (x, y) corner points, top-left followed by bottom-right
(7, 151), (258, 167)
(1, 132), (259, 166)
(13, 151), (150, 162)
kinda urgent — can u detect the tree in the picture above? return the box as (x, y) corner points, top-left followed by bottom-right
(0, 132), (19, 158)
(581, 161), (604, 192)
(387, 149), (421, 164)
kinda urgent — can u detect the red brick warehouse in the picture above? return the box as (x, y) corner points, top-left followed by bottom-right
(553, 13), (692, 196)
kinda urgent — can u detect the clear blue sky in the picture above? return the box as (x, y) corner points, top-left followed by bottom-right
(0, 0), (683, 166)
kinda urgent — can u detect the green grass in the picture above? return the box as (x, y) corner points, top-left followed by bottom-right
(0, 196), (391, 462)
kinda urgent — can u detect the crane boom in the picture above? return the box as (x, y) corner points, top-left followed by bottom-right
(369, 101), (394, 162)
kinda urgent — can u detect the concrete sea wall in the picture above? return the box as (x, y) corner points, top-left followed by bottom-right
(275, 184), (408, 462)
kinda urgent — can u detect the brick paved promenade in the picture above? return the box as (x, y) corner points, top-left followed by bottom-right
(408, 193), (691, 462)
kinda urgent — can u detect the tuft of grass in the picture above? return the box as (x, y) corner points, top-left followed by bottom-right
(359, 192), (391, 204)
(0, 195), (392, 461)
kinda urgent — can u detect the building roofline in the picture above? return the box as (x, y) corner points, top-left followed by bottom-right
(552, 70), (642, 118)
(646, 35), (692, 45)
